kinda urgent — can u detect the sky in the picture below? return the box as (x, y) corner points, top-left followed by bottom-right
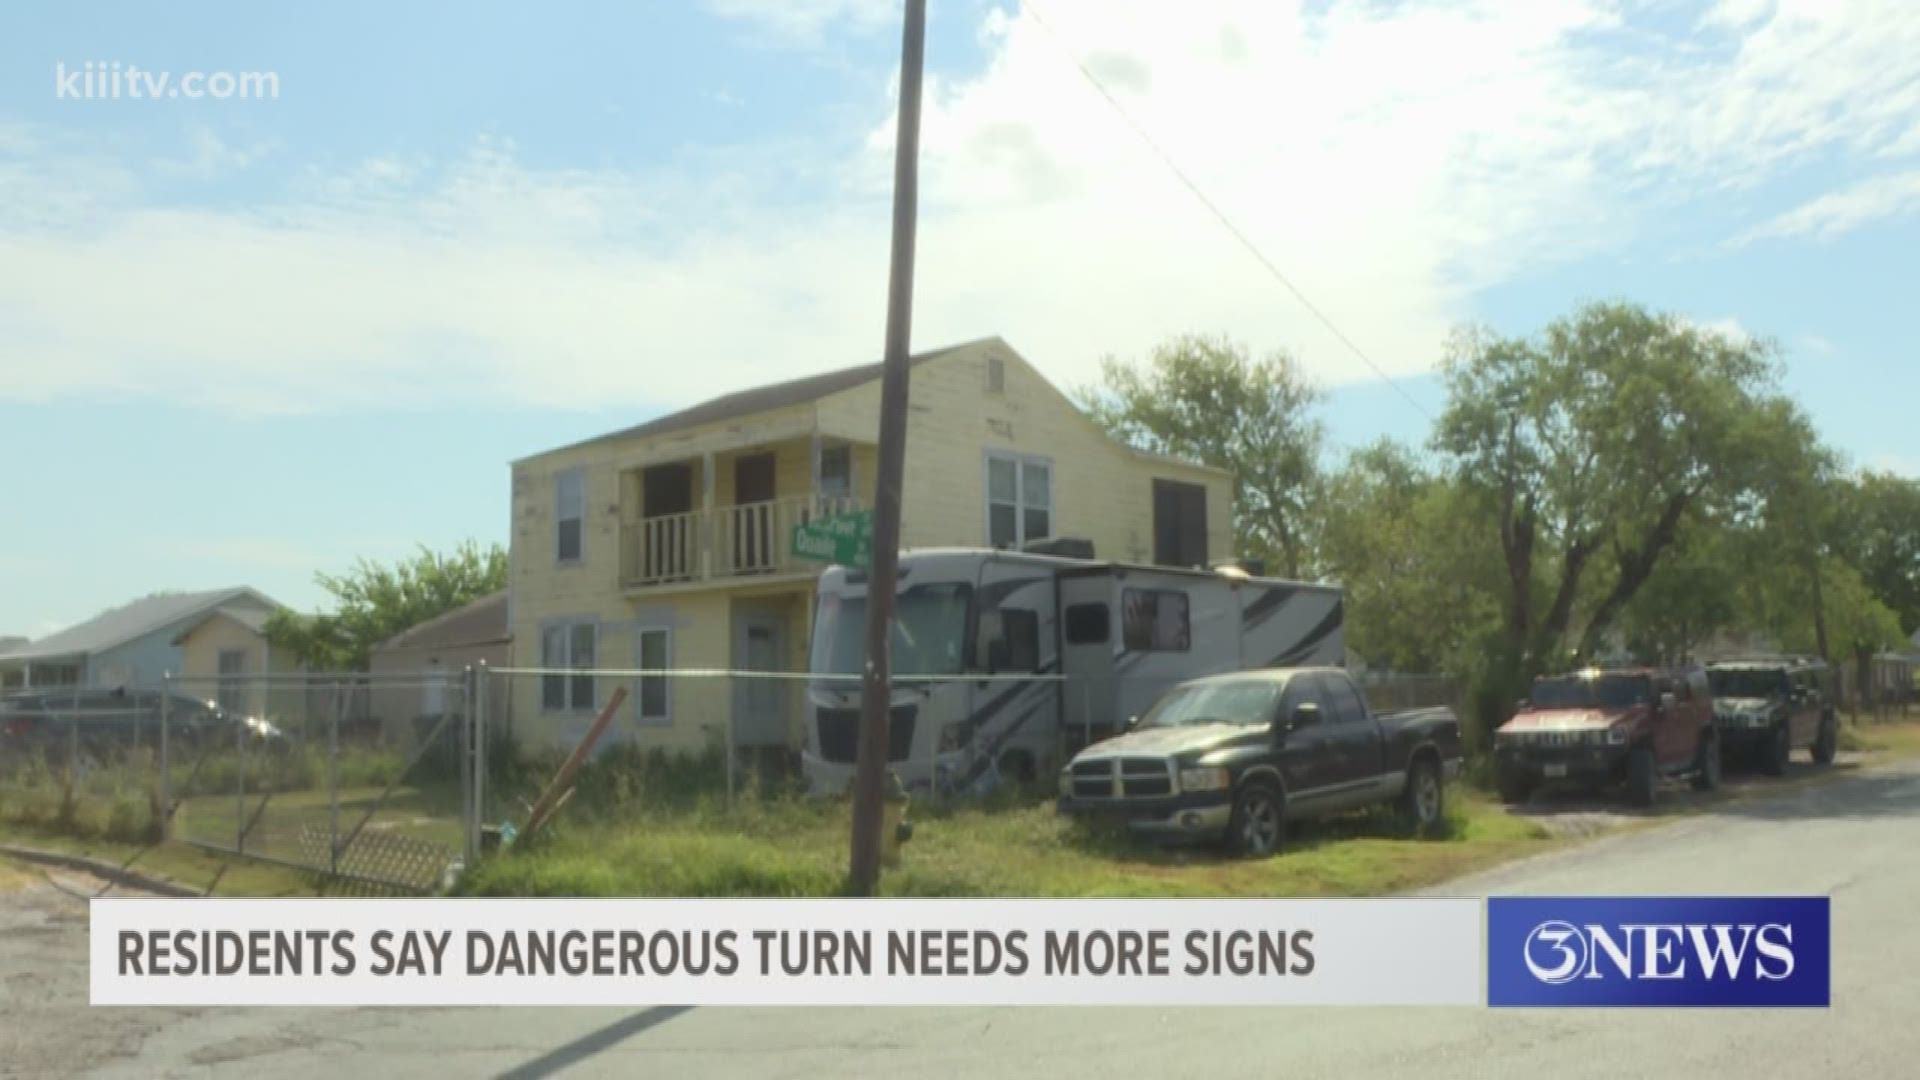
(2, 0), (1918, 635)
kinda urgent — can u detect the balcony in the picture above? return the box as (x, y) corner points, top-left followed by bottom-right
(621, 493), (863, 589)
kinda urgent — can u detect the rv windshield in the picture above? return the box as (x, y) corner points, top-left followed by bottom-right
(810, 582), (972, 681)
(1139, 679), (1285, 729)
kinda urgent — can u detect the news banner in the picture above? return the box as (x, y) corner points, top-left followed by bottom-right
(88, 895), (1829, 1008)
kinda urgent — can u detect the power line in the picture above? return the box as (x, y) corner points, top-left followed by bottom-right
(1019, 0), (1433, 420)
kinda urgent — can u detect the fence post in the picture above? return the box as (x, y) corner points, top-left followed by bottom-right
(328, 678), (342, 877)
(474, 661), (489, 858)
(463, 665), (478, 867)
(235, 679), (246, 854)
(725, 673), (737, 809)
(158, 677), (171, 842)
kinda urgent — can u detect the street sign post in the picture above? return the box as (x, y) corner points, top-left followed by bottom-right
(791, 510), (874, 570)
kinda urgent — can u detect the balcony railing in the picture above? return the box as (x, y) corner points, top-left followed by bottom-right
(621, 494), (862, 588)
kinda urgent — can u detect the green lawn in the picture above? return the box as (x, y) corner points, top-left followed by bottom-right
(458, 786), (1557, 899)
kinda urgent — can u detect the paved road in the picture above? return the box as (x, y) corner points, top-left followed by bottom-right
(4, 757), (1917, 1079)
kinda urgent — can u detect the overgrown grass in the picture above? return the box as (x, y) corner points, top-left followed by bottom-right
(1839, 718), (1920, 756)
(458, 776), (1554, 899)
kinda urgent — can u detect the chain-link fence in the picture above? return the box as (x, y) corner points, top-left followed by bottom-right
(0, 672), (479, 893)
(467, 666), (1470, 833)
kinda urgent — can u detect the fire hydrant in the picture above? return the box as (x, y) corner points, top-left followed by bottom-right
(880, 770), (913, 868)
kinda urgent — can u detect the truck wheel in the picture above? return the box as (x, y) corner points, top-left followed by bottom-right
(1397, 758), (1444, 835)
(1690, 731), (1721, 792)
(1496, 772), (1533, 806)
(1761, 723), (1790, 777)
(1230, 782), (1284, 858)
(1626, 745), (1657, 808)
(1812, 714), (1838, 765)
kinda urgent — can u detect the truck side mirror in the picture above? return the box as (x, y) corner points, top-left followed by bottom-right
(1288, 702), (1321, 732)
(1125, 715), (1140, 731)
(1659, 691), (1676, 711)
(1514, 698), (1529, 712)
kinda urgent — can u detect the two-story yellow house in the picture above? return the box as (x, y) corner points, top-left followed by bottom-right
(505, 337), (1231, 753)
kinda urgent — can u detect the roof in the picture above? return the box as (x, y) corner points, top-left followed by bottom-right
(372, 590), (510, 654)
(170, 605), (273, 645)
(528, 338), (995, 460)
(0, 588), (277, 663)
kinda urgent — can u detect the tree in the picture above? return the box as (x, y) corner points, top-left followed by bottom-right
(266, 541), (508, 671)
(1318, 440), (1502, 674)
(1432, 302), (1788, 686)
(1829, 471), (1920, 638)
(1078, 335), (1325, 578)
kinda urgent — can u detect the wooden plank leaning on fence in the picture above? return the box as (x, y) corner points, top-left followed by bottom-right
(519, 685), (629, 843)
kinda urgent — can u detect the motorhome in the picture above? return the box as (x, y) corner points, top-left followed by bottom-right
(800, 541), (1344, 796)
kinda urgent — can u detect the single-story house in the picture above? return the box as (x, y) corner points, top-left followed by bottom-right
(367, 590), (511, 742)
(0, 588), (283, 694)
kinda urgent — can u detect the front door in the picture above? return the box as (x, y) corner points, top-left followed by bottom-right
(733, 453), (777, 572)
(733, 608), (788, 748)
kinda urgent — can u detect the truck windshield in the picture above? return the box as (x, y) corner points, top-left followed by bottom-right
(1140, 680), (1285, 729)
(810, 582), (972, 682)
(1531, 674), (1652, 710)
(1709, 668), (1789, 698)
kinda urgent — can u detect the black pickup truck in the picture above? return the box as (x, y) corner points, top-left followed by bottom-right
(1056, 667), (1463, 856)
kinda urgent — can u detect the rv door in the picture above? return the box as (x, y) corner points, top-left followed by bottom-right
(1059, 574), (1117, 753)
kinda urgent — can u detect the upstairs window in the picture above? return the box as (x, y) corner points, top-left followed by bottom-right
(986, 453), (1052, 549)
(555, 468), (586, 564)
(818, 444), (852, 499)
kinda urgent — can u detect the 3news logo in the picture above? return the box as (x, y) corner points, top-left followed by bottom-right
(1487, 897), (1830, 1007)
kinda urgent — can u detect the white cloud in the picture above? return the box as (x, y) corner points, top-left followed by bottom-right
(1688, 316), (1755, 345)
(4, 1), (1920, 416)
(1797, 333), (1837, 356)
(1738, 169), (1920, 243)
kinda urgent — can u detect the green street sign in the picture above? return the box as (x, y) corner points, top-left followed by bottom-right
(791, 510), (873, 569)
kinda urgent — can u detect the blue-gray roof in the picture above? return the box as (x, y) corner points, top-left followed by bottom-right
(0, 588), (276, 662)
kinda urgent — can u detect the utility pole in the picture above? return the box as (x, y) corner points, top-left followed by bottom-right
(849, 0), (928, 898)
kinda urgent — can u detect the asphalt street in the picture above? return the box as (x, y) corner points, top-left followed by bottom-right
(3, 756), (1916, 1079)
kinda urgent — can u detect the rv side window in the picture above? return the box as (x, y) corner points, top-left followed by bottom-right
(1003, 609), (1040, 672)
(1064, 603), (1110, 645)
(1121, 589), (1191, 652)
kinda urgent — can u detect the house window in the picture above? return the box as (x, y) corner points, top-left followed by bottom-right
(819, 445), (852, 499)
(555, 468), (586, 564)
(637, 627), (671, 724)
(986, 453), (1052, 549)
(541, 619), (597, 712)
(1121, 589), (1190, 652)
(987, 355), (1006, 393)
(216, 649), (247, 714)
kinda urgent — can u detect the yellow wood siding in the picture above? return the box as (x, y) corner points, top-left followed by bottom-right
(508, 338), (1236, 751)
(176, 612), (299, 721)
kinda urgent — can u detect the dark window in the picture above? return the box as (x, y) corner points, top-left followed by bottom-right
(987, 355), (1006, 393)
(1121, 589), (1191, 652)
(1280, 674), (1324, 726)
(556, 469), (586, 563)
(1064, 602), (1110, 645)
(987, 454), (1051, 548)
(638, 628), (670, 722)
(1152, 479), (1209, 568)
(1003, 609), (1040, 672)
(1324, 676), (1368, 725)
(818, 445), (852, 498)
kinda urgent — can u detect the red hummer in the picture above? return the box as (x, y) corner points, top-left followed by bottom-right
(1494, 665), (1720, 807)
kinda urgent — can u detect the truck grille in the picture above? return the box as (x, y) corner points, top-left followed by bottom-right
(815, 705), (917, 764)
(1070, 757), (1174, 799)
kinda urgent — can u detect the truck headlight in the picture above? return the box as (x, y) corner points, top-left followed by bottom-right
(1178, 767), (1231, 793)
